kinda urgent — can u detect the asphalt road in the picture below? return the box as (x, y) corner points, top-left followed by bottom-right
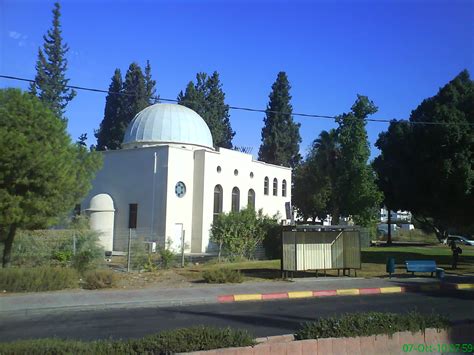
(1, 290), (473, 342)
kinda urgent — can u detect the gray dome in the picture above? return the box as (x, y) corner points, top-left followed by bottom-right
(123, 104), (213, 149)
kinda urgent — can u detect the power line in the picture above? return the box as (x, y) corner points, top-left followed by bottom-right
(1, 74), (473, 127)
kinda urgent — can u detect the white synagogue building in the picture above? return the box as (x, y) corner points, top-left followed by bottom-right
(83, 103), (292, 254)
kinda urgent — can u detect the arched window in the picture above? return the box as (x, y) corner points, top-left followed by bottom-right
(231, 187), (240, 212)
(273, 178), (278, 196)
(213, 185), (223, 221)
(247, 189), (255, 210)
(264, 177), (269, 195)
(282, 179), (287, 197)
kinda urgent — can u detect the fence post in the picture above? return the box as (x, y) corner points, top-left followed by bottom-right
(181, 230), (185, 268)
(127, 228), (132, 272)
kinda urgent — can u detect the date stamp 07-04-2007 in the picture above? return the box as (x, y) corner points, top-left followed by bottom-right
(402, 343), (474, 353)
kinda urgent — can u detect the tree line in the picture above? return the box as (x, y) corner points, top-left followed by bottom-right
(1, 1), (472, 270)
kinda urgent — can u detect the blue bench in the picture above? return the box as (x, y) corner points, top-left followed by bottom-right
(405, 260), (438, 277)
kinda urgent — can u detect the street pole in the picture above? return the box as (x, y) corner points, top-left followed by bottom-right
(181, 230), (185, 268)
(127, 228), (132, 272)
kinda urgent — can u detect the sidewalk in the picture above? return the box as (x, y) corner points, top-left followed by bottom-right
(1, 275), (473, 317)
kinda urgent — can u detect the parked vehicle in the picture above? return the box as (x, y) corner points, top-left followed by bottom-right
(443, 235), (474, 246)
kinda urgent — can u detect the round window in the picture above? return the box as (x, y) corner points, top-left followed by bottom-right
(234, 169), (239, 176)
(175, 181), (186, 198)
(217, 166), (222, 173)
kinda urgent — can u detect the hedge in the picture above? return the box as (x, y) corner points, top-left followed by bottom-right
(0, 326), (256, 354)
(295, 311), (450, 340)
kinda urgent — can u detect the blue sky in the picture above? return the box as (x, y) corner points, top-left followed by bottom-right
(1, 0), (473, 159)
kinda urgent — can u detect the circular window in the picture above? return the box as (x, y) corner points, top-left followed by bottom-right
(234, 169), (239, 176)
(217, 166), (222, 173)
(175, 181), (186, 198)
(250, 172), (254, 178)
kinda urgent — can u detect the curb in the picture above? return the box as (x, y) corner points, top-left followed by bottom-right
(217, 283), (474, 303)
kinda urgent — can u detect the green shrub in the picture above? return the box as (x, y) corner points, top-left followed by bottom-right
(71, 230), (105, 272)
(82, 269), (116, 289)
(262, 221), (282, 259)
(211, 208), (277, 260)
(295, 311), (450, 340)
(0, 326), (256, 354)
(129, 238), (148, 271)
(158, 246), (175, 269)
(202, 268), (243, 283)
(0, 267), (79, 292)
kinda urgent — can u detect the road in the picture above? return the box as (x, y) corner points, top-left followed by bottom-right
(1, 290), (473, 342)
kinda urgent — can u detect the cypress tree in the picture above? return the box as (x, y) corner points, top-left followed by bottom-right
(116, 63), (148, 145)
(178, 72), (235, 149)
(205, 72), (235, 148)
(258, 72), (301, 168)
(94, 69), (123, 150)
(144, 60), (158, 104)
(30, 2), (76, 121)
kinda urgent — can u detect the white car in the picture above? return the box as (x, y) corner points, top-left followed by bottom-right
(444, 235), (474, 246)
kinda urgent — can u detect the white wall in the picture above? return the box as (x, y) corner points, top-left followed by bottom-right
(196, 147), (292, 252)
(83, 146), (169, 251)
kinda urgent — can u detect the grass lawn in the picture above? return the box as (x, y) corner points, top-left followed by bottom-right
(174, 245), (474, 282)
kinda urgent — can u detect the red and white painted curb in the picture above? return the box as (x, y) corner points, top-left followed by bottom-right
(217, 283), (474, 303)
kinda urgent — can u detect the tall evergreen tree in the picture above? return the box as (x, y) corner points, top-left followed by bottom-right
(30, 2), (76, 121)
(115, 63), (148, 146)
(144, 60), (158, 104)
(333, 95), (382, 224)
(94, 69), (123, 150)
(258, 72), (301, 168)
(178, 72), (235, 148)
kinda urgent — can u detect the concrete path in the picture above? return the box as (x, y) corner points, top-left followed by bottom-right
(1, 275), (473, 317)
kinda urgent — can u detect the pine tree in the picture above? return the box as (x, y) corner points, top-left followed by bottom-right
(205, 72), (235, 148)
(30, 2), (76, 121)
(94, 69), (123, 150)
(178, 72), (235, 148)
(144, 60), (158, 104)
(258, 72), (301, 168)
(115, 63), (148, 145)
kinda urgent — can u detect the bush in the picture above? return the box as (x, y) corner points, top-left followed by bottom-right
(0, 267), (79, 292)
(158, 245), (175, 269)
(202, 268), (243, 283)
(71, 230), (105, 272)
(0, 326), (256, 354)
(262, 221), (282, 259)
(211, 208), (276, 260)
(82, 269), (116, 289)
(295, 311), (450, 340)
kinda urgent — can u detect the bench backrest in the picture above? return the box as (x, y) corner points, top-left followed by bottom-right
(405, 260), (437, 271)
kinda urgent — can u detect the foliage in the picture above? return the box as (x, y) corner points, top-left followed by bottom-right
(293, 96), (382, 225)
(373, 70), (474, 240)
(82, 269), (116, 289)
(144, 59), (158, 104)
(258, 71), (301, 168)
(295, 311), (450, 340)
(70, 229), (105, 272)
(210, 208), (270, 259)
(95, 69), (123, 150)
(261, 219), (283, 259)
(202, 268), (243, 283)
(0, 266), (79, 292)
(0, 326), (256, 354)
(178, 71), (235, 148)
(2, 230), (73, 267)
(29, 2), (76, 121)
(0, 89), (102, 267)
(158, 244), (175, 269)
(129, 238), (148, 271)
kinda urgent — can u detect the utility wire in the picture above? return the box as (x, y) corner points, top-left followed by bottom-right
(1, 74), (473, 126)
